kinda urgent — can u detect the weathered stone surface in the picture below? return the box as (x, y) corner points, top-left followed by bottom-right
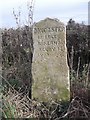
(32, 18), (70, 102)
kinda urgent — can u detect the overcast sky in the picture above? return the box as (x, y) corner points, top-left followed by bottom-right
(0, 0), (89, 28)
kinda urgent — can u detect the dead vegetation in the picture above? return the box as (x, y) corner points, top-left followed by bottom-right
(0, 0), (90, 119)
(0, 76), (90, 119)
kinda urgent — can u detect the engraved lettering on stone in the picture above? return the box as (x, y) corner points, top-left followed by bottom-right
(32, 18), (70, 102)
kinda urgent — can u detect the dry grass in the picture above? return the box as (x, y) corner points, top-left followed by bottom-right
(0, 83), (90, 119)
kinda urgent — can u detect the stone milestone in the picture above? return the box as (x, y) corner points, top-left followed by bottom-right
(32, 18), (70, 102)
